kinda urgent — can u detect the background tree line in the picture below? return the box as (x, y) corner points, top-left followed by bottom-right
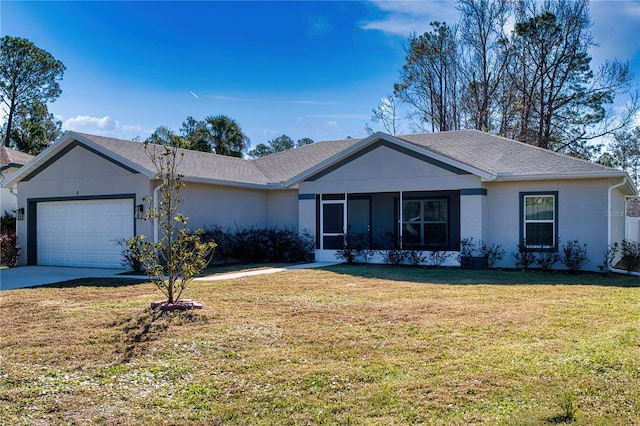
(0, 36), (65, 155)
(0, 36), (313, 159)
(146, 117), (314, 158)
(385, 0), (638, 161)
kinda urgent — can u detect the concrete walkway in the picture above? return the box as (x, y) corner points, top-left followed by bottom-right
(0, 262), (341, 291)
(0, 266), (137, 291)
(193, 261), (340, 281)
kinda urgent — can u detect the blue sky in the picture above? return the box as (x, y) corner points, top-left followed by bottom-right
(1, 1), (639, 147)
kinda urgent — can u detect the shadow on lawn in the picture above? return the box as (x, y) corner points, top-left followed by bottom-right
(321, 264), (640, 287)
(113, 308), (206, 363)
(35, 278), (149, 289)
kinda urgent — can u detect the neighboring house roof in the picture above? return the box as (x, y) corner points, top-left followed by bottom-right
(0, 146), (35, 171)
(2, 130), (635, 194)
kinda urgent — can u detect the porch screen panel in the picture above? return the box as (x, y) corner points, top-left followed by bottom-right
(402, 201), (422, 246)
(401, 199), (448, 247)
(322, 203), (344, 249)
(323, 204), (343, 233)
(423, 200), (447, 245)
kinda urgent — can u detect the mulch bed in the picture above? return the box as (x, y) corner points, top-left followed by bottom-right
(150, 299), (203, 311)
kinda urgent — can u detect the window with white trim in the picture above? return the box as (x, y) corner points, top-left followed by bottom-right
(522, 194), (557, 248)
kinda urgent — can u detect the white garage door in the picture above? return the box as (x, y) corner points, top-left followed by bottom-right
(37, 199), (134, 268)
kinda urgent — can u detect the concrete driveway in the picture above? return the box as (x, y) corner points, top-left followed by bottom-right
(0, 266), (137, 290)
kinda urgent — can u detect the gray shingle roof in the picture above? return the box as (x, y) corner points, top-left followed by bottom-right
(78, 133), (269, 186)
(396, 130), (617, 177)
(253, 138), (360, 182)
(76, 130), (623, 188)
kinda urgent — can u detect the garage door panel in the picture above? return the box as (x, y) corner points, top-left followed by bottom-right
(37, 199), (134, 268)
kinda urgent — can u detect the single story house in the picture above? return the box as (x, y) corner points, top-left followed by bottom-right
(3, 130), (636, 270)
(0, 147), (34, 218)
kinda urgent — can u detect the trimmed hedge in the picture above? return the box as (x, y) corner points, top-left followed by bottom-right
(201, 226), (314, 264)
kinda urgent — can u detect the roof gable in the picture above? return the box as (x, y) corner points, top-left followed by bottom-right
(21, 140), (142, 182)
(305, 139), (471, 182)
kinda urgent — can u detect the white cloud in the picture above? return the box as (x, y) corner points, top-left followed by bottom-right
(65, 115), (117, 131)
(307, 113), (369, 120)
(362, 1), (460, 36)
(292, 100), (340, 105)
(325, 121), (342, 131)
(62, 115), (149, 140)
(210, 94), (251, 102)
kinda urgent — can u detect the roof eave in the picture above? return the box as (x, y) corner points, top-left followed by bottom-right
(182, 175), (270, 190)
(493, 170), (637, 195)
(494, 171), (628, 181)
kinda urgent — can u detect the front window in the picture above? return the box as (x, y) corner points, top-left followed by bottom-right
(522, 193), (557, 248)
(402, 199), (448, 247)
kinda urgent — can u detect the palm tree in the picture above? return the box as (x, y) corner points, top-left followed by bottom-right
(204, 115), (249, 157)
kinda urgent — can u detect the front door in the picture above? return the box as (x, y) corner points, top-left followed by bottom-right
(321, 200), (346, 249)
(348, 196), (371, 248)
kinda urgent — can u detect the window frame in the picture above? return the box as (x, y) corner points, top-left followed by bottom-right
(401, 198), (449, 249)
(519, 191), (558, 251)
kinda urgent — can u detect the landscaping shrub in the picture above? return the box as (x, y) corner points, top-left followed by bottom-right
(382, 248), (406, 265)
(458, 238), (503, 268)
(428, 250), (451, 267)
(117, 236), (145, 273)
(479, 241), (505, 268)
(536, 251), (560, 272)
(0, 233), (19, 267)
(0, 211), (16, 234)
(458, 237), (476, 261)
(404, 250), (428, 267)
(598, 242), (620, 275)
(201, 225), (314, 264)
(202, 225), (235, 264)
(619, 240), (640, 273)
(335, 232), (369, 264)
(512, 242), (536, 271)
(560, 240), (588, 273)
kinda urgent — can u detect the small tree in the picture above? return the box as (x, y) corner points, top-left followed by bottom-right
(135, 142), (216, 306)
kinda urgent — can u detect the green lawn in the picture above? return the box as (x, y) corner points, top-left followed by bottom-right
(0, 265), (639, 425)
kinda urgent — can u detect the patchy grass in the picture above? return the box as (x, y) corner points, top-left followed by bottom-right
(0, 265), (639, 425)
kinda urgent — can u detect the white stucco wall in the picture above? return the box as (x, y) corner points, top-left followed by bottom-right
(180, 183), (269, 230)
(300, 145), (482, 194)
(298, 197), (316, 243)
(483, 178), (626, 271)
(266, 190), (298, 230)
(15, 146), (153, 265)
(0, 166), (20, 216)
(460, 193), (485, 242)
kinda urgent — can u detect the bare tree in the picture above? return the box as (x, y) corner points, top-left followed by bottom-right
(371, 94), (401, 135)
(394, 22), (461, 132)
(457, 0), (511, 132)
